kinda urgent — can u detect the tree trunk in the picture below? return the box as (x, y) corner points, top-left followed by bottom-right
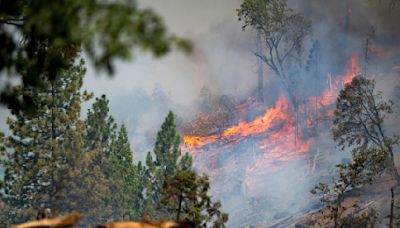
(256, 29), (264, 102)
(364, 38), (369, 77)
(49, 78), (56, 209)
(176, 193), (183, 221)
(51, 79), (56, 141)
(389, 187), (394, 228)
(334, 195), (342, 228)
(333, 206), (339, 228)
(387, 147), (400, 183)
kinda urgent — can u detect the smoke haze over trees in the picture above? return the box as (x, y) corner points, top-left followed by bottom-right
(1, 0), (400, 227)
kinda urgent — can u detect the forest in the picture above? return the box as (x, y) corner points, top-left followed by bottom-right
(1, 0), (400, 227)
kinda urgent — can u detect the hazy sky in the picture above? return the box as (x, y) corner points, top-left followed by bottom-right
(82, 0), (261, 159)
(1, 0), (400, 225)
(0, 0), (258, 146)
(2, 0), (400, 154)
(84, 0), (255, 105)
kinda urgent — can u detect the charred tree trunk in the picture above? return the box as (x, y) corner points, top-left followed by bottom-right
(364, 37), (369, 77)
(364, 27), (375, 77)
(176, 193), (183, 221)
(256, 29), (264, 102)
(390, 187), (394, 228)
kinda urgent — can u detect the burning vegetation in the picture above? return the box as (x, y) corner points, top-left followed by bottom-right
(1, 0), (400, 227)
(180, 55), (362, 197)
(178, 0), (400, 226)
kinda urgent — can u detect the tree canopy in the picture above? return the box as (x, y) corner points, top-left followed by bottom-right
(237, 0), (311, 104)
(0, 0), (192, 113)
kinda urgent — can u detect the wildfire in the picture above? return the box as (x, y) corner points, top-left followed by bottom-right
(183, 96), (290, 150)
(343, 55), (362, 84)
(314, 55), (361, 107)
(181, 55), (362, 191)
(246, 117), (311, 175)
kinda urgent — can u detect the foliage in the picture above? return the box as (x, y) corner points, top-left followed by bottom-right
(85, 95), (117, 156)
(153, 111), (185, 177)
(161, 171), (229, 227)
(311, 76), (396, 227)
(161, 171), (197, 221)
(237, 0), (311, 104)
(0, 66), (226, 225)
(107, 124), (140, 220)
(0, 60), (110, 225)
(144, 111), (193, 218)
(152, 112), (228, 224)
(0, 0), (192, 112)
(311, 151), (381, 228)
(332, 76), (399, 179)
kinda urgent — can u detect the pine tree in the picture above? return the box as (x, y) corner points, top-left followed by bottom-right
(0, 60), (110, 225)
(135, 160), (150, 219)
(85, 94), (117, 156)
(144, 111), (192, 218)
(161, 171), (229, 227)
(108, 124), (139, 220)
(153, 111), (182, 176)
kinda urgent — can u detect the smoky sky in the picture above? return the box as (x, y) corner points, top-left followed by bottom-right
(1, 0), (399, 156)
(1, 0), (400, 225)
(1, 0), (400, 159)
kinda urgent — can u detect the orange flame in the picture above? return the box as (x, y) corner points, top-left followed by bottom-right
(183, 96), (290, 150)
(245, 119), (311, 175)
(311, 55), (361, 108)
(182, 55), (362, 188)
(343, 55), (362, 84)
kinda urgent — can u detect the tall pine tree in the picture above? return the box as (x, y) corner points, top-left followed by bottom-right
(108, 124), (140, 220)
(85, 94), (117, 156)
(0, 60), (110, 225)
(144, 111), (192, 218)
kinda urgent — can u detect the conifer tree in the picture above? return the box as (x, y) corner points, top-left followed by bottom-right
(108, 124), (139, 220)
(85, 94), (117, 156)
(153, 111), (182, 176)
(0, 60), (110, 225)
(161, 171), (229, 227)
(135, 160), (151, 219)
(144, 111), (192, 218)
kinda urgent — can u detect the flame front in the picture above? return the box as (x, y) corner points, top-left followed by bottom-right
(183, 96), (290, 150)
(180, 55), (362, 194)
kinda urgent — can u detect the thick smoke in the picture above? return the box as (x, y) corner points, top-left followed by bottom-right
(83, 0), (257, 160)
(1, 0), (400, 226)
(81, 0), (400, 226)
